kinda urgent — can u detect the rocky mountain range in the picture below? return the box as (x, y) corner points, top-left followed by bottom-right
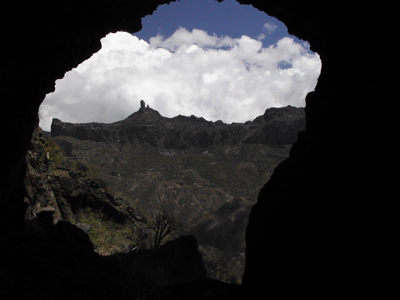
(51, 104), (304, 147)
(29, 104), (305, 284)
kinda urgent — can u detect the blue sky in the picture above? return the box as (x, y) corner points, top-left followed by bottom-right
(39, 0), (320, 131)
(136, 0), (294, 48)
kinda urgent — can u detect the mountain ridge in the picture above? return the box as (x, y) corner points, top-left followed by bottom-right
(51, 105), (305, 148)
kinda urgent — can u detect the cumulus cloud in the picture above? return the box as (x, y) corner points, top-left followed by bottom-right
(39, 28), (321, 131)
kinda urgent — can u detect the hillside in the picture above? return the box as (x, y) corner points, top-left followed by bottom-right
(47, 104), (305, 283)
(21, 124), (208, 298)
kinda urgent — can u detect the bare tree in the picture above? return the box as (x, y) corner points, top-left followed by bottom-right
(150, 208), (182, 250)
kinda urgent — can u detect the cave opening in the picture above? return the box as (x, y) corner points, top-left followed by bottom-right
(4, 1), (396, 298)
(39, 0), (321, 131)
(32, 0), (320, 286)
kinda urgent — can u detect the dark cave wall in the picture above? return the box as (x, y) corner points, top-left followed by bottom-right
(241, 2), (398, 298)
(1, 0), (169, 231)
(1, 0), (398, 297)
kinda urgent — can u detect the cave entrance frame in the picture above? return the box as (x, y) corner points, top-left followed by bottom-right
(38, 0), (321, 285)
(0, 0), (324, 285)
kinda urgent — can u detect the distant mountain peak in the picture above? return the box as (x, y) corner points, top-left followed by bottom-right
(51, 104), (305, 148)
(122, 105), (165, 125)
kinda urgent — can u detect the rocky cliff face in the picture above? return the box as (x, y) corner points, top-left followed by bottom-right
(13, 123), (208, 298)
(51, 105), (304, 148)
(24, 124), (150, 256)
(24, 125), (134, 226)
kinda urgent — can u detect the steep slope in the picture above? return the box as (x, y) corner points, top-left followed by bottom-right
(50, 105), (305, 283)
(18, 124), (208, 298)
(24, 124), (145, 254)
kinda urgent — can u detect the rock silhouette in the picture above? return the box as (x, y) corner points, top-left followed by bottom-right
(51, 105), (304, 147)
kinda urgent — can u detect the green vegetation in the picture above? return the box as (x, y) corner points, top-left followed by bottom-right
(44, 137), (90, 173)
(26, 113), (299, 287)
(42, 129), (292, 283)
(43, 136), (146, 255)
(43, 137), (63, 167)
(72, 207), (146, 255)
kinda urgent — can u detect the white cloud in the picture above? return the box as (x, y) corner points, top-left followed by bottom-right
(257, 33), (266, 40)
(149, 27), (235, 52)
(264, 22), (278, 33)
(39, 28), (321, 131)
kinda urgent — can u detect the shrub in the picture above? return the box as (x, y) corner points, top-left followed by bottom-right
(73, 207), (140, 255)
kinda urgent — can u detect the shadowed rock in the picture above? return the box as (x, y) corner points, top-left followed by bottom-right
(50, 106), (305, 148)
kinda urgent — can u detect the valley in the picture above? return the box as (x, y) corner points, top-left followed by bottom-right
(33, 104), (305, 283)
